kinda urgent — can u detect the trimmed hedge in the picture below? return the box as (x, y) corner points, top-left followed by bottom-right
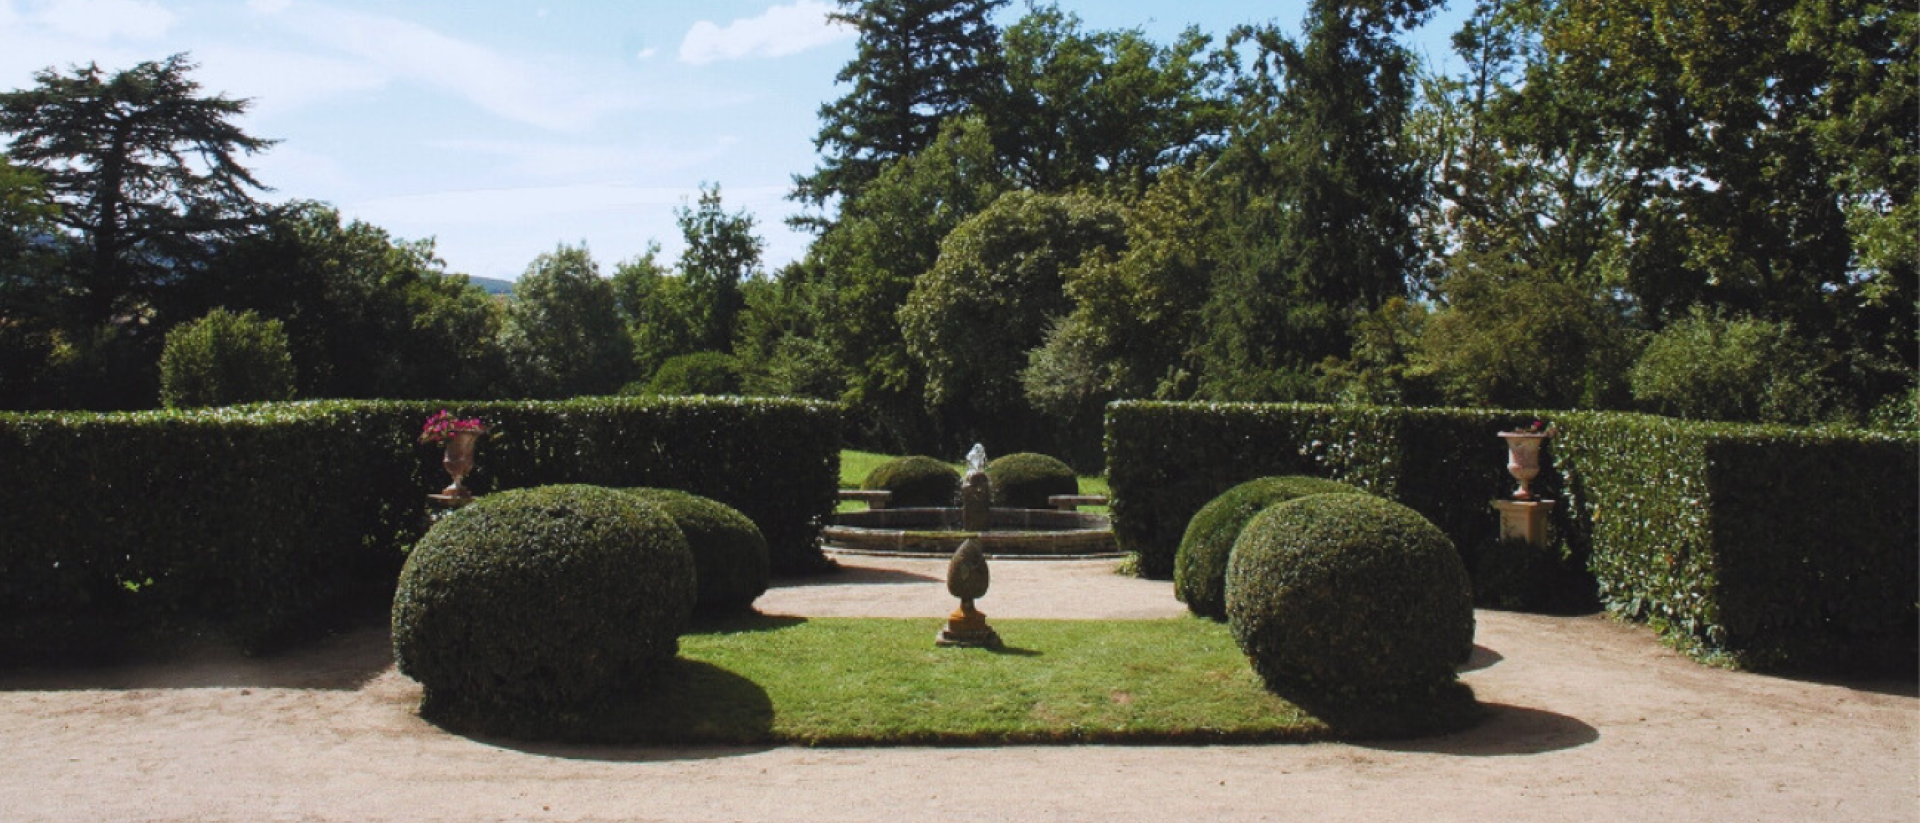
(625, 487), (769, 615)
(1226, 494), (1475, 709)
(0, 396), (839, 660)
(1107, 401), (1918, 672)
(1174, 476), (1367, 621)
(861, 455), (962, 508)
(985, 452), (1078, 510)
(393, 485), (695, 734)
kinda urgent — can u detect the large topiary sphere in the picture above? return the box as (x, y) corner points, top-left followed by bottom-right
(624, 488), (769, 615)
(985, 452), (1079, 510)
(862, 455), (961, 508)
(1226, 494), (1474, 707)
(393, 485), (695, 728)
(1174, 476), (1367, 621)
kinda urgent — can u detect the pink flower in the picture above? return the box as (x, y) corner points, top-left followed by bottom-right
(420, 410), (487, 444)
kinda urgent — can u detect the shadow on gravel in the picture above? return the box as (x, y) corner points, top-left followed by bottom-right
(0, 617), (394, 692)
(1362, 702), (1599, 757)
(1456, 645), (1503, 674)
(769, 564), (941, 587)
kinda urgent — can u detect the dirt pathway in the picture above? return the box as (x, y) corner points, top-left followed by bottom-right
(1, 556), (1912, 823)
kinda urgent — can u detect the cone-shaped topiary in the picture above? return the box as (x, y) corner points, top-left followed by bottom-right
(861, 455), (962, 508)
(392, 485), (695, 735)
(985, 452), (1077, 510)
(1226, 494), (1474, 711)
(624, 488), (769, 615)
(1174, 476), (1367, 621)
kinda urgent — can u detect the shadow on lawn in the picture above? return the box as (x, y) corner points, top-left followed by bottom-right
(435, 657), (781, 762)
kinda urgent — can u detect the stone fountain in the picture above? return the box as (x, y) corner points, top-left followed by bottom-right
(824, 444), (1117, 558)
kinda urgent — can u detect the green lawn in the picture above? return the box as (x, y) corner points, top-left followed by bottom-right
(475, 615), (1337, 746)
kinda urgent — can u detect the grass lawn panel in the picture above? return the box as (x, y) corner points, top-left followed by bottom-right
(502, 616), (1342, 746)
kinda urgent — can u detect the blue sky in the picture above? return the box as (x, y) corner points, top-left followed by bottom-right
(0, 0), (1469, 281)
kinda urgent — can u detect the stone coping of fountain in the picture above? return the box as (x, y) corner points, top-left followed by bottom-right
(822, 507), (1120, 558)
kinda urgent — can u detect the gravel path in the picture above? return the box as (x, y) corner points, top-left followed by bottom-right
(1, 555), (1912, 823)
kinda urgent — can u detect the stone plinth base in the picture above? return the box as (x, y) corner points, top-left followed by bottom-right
(936, 605), (1001, 648)
(1492, 499), (1556, 547)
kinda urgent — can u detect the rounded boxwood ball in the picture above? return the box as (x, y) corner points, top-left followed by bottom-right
(624, 488), (769, 615)
(393, 485), (695, 720)
(1175, 476), (1367, 621)
(1226, 494), (1474, 706)
(985, 452), (1077, 510)
(862, 455), (961, 508)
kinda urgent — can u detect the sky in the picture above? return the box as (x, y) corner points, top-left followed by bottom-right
(0, 0), (1470, 282)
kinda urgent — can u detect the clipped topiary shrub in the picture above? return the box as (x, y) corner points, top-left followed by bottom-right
(158, 308), (296, 409)
(624, 488), (769, 615)
(985, 452), (1078, 510)
(392, 485), (695, 736)
(1174, 476), (1367, 621)
(1226, 494), (1474, 720)
(861, 455), (961, 508)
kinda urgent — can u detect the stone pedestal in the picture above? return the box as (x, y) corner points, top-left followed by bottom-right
(936, 601), (1001, 648)
(1492, 499), (1556, 547)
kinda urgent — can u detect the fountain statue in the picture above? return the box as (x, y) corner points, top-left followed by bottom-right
(960, 443), (993, 532)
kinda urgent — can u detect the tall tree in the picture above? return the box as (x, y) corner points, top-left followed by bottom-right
(806, 115), (1011, 448)
(792, 0), (1008, 214)
(675, 183), (764, 354)
(998, 5), (1230, 191)
(1200, 1), (1436, 400)
(0, 54), (274, 328)
(501, 244), (630, 398)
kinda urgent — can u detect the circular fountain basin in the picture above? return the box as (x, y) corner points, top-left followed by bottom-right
(823, 507), (1119, 558)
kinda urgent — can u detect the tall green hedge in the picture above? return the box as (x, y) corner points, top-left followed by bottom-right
(0, 396), (839, 660)
(1106, 401), (1917, 672)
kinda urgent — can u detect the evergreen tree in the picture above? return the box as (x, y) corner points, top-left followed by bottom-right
(0, 54), (274, 328)
(792, 0), (1008, 213)
(1199, 1), (1435, 400)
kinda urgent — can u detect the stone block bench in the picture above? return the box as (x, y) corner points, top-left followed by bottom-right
(838, 489), (894, 510)
(1047, 494), (1108, 511)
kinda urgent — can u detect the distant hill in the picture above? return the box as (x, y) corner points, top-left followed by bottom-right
(466, 275), (514, 296)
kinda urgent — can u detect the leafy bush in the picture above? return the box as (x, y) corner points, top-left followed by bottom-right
(1175, 476), (1366, 621)
(985, 452), (1077, 509)
(861, 455), (961, 508)
(1226, 494), (1474, 709)
(643, 351), (743, 396)
(1108, 401), (1918, 673)
(392, 485), (695, 735)
(158, 308), (296, 409)
(1629, 308), (1833, 424)
(0, 396), (839, 661)
(625, 488), (769, 614)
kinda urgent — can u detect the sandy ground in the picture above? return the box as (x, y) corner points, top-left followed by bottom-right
(1, 555), (1913, 823)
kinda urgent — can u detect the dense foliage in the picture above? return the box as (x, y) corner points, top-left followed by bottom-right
(624, 487), (770, 615)
(1174, 476), (1366, 621)
(158, 308), (296, 409)
(0, 396), (839, 661)
(393, 485), (695, 736)
(1109, 401), (1918, 672)
(1226, 494), (1475, 714)
(860, 454), (962, 508)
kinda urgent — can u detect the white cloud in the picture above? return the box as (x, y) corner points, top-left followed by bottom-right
(636, 47), (658, 61)
(245, 0), (637, 133)
(27, 0), (175, 41)
(680, 0), (852, 66)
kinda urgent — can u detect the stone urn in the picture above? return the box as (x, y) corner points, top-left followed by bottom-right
(1497, 430), (1551, 501)
(438, 430), (484, 502)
